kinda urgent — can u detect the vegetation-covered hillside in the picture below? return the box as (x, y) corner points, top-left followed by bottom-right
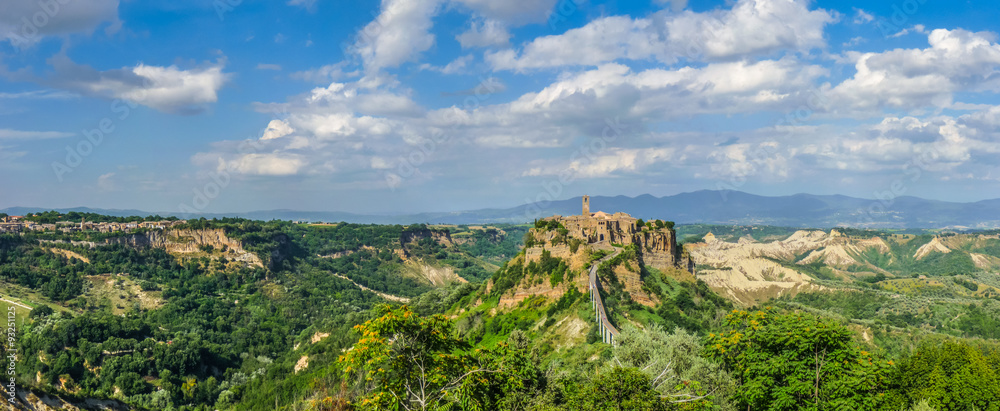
(2, 215), (999, 410)
(0, 216), (526, 410)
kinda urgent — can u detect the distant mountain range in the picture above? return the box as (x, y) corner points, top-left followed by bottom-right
(5, 190), (1000, 229)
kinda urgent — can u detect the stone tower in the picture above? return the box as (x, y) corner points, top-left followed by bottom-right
(582, 195), (590, 216)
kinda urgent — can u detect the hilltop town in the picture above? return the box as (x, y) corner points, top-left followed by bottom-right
(538, 195), (693, 273)
(0, 214), (187, 234)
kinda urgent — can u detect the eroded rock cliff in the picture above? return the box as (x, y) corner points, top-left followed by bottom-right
(104, 229), (265, 268)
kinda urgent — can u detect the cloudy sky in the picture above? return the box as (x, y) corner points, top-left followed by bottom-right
(1, 0), (999, 214)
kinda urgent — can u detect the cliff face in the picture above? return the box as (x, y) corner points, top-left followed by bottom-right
(400, 227), (454, 247)
(10, 389), (130, 411)
(104, 229), (265, 268)
(494, 230), (589, 307)
(498, 246), (591, 308)
(497, 241), (663, 309)
(604, 255), (659, 307)
(497, 226), (677, 308)
(398, 227), (456, 262)
(634, 229), (683, 273)
(401, 260), (468, 287)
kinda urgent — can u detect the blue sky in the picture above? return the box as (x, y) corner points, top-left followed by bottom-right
(1, 0), (1000, 214)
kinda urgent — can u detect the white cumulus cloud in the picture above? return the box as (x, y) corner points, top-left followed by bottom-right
(43, 55), (231, 114)
(488, 0), (836, 71)
(261, 120), (295, 140)
(830, 29), (1000, 114)
(351, 0), (443, 72)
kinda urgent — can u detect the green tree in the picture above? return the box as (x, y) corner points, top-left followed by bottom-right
(457, 330), (543, 411)
(612, 325), (733, 408)
(888, 339), (1000, 410)
(339, 305), (536, 411)
(570, 367), (669, 411)
(115, 372), (151, 396)
(707, 309), (889, 411)
(29, 305), (54, 319)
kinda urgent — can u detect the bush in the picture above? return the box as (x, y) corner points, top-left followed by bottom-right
(547, 220), (561, 231)
(585, 323), (601, 344)
(954, 277), (979, 292)
(863, 273), (887, 284)
(523, 232), (536, 248)
(29, 305), (54, 319)
(139, 280), (160, 291)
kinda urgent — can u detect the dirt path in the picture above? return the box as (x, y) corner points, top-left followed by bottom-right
(0, 297), (33, 311)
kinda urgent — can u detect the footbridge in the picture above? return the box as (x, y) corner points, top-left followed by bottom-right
(588, 248), (621, 345)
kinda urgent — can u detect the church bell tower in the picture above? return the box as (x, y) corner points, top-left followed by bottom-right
(582, 195), (590, 216)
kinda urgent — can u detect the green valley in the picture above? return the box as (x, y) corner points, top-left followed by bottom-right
(1, 210), (999, 411)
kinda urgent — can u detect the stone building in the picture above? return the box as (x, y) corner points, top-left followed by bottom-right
(542, 195), (641, 245)
(540, 196), (691, 273)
